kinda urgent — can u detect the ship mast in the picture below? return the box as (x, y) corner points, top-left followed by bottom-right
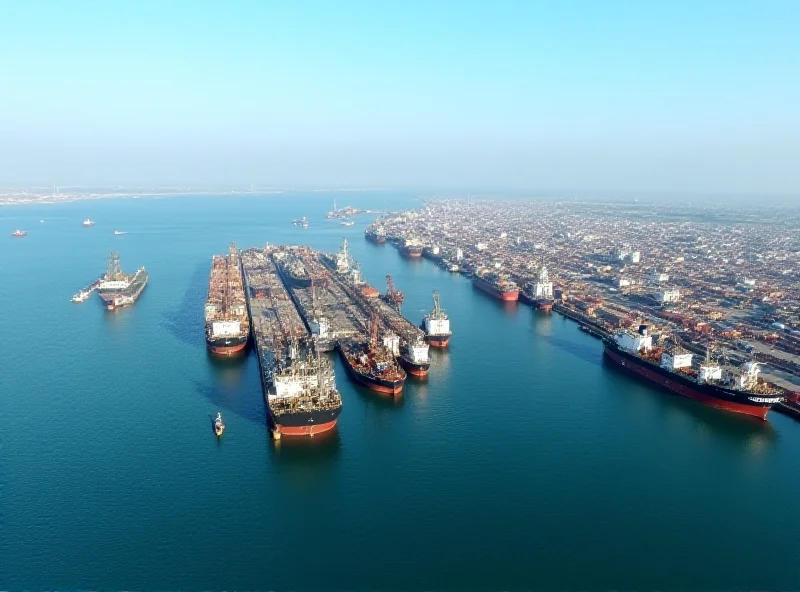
(432, 290), (442, 318)
(369, 311), (378, 351)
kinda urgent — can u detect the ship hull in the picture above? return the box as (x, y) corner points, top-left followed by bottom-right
(269, 407), (342, 437)
(425, 335), (450, 348)
(473, 277), (519, 301)
(339, 350), (405, 395)
(366, 233), (386, 245)
(398, 356), (430, 377)
(400, 247), (423, 258)
(604, 343), (777, 420)
(206, 334), (248, 356)
(535, 299), (554, 312)
(97, 271), (148, 310)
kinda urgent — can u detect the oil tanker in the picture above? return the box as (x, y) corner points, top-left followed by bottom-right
(339, 317), (406, 395)
(421, 290), (451, 347)
(242, 248), (342, 437)
(95, 251), (148, 310)
(604, 325), (783, 420)
(472, 272), (519, 301)
(204, 243), (250, 356)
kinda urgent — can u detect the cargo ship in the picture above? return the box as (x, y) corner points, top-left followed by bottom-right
(339, 317), (406, 395)
(399, 237), (423, 258)
(11, 229), (26, 237)
(242, 248), (342, 437)
(365, 222), (387, 244)
(421, 290), (452, 347)
(95, 251), (148, 310)
(204, 243), (250, 356)
(398, 336), (431, 377)
(520, 266), (554, 312)
(472, 272), (519, 301)
(604, 325), (783, 420)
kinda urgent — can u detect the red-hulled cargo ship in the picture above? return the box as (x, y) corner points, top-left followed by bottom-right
(420, 290), (452, 348)
(339, 317), (406, 395)
(604, 325), (783, 420)
(472, 273), (519, 301)
(205, 243), (250, 356)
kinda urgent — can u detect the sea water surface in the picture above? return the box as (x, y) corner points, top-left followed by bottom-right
(2, 193), (800, 591)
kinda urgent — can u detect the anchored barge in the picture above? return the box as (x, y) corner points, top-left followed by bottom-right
(242, 248), (342, 437)
(604, 325), (783, 420)
(95, 251), (148, 310)
(205, 243), (250, 356)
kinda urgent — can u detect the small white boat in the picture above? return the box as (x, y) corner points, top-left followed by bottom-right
(114, 230), (125, 235)
(11, 229), (26, 237)
(83, 219), (95, 227)
(71, 290), (90, 303)
(214, 412), (225, 437)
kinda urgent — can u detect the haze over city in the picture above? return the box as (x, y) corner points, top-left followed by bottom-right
(1, 0), (799, 195)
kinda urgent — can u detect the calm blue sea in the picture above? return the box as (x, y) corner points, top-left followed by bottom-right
(2, 192), (799, 591)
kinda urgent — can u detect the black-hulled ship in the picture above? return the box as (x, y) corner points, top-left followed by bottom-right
(95, 251), (148, 310)
(273, 251), (313, 288)
(520, 265), (554, 312)
(604, 325), (783, 420)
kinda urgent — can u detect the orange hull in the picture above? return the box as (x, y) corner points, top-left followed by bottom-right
(208, 342), (247, 356)
(275, 418), (338, 437)
(426, 336), (450, 348)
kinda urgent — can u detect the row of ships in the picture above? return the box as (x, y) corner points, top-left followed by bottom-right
(365, 221), (556, 310)
(203, 241), (452, 438)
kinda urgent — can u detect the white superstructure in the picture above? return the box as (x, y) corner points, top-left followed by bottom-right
(534, 266), (554, 300)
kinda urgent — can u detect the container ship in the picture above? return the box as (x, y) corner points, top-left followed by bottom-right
(520, 266), (554, 312)
(397, 336), (431, 377)
(472, 272), (519, 301)
(399, 237), (423, 258)
(604, 325), (783, 420)
(339, 317), (406, 395)
(95, 251), (148, 310)
(365, 222), (387, 244)
(242, 248), (342, 437)
(204, 243), (250, 356)
(421, 290), (452, 347)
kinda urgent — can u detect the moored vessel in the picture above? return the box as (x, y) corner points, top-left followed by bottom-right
(399, 237), (423, 258)
(472, 272), (519, 301)
(421, 291), (452, 347)
(339, 316), (406, 395)
(365, 222), (387, 244)
(398, 336), (431, 377)
(520, 266), (554, 311)
(205, 243), (250, 356)
(242, 248), (342, 437)
(95, 251), (148, 310)
(604, 325), (783, 420)
(214, 412), (225, 436)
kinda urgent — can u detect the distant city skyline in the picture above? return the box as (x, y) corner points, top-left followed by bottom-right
(1, 0), (798, 195)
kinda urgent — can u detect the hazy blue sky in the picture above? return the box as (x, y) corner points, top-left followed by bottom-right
(1, 0), (798, 194)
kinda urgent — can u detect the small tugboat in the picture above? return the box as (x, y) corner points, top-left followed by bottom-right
(214, 412), (225, 437)
(11, 229), (27, 237)
(83, 219), (95, 227)
(71, 289), (91, 303)
(113, 230), (125, 235)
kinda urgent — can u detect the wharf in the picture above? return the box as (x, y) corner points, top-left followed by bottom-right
(553, 303), (611, 339)
(773, 401), (800, 421)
